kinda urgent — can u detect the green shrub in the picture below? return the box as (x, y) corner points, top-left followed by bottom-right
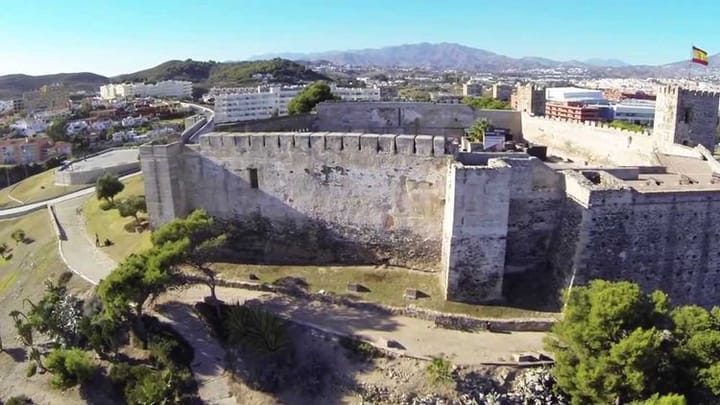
(79, 314), (124, 359)
(224, 304), (288, 353)
(143, 315), (194, 368)
(125, 367), (193, 405)
(339, 336), (380, 362)
(99, 200), (115, 211)
(25, 363), (37, 378)
(194, 301), (227, 341)
(426, 357), (453, 384)
(5, 395), (34, 405)
(44, 348), (95, 389)
(109, 363), (151, 392)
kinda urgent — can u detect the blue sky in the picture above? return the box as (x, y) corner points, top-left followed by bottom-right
(0, 0), (718, 76)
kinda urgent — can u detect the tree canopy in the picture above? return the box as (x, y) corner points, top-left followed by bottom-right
(117, 196), (147, 224)
(151, 209), (227, 306)
(462, 96), (511, 110)
(287, 81), (339, 115)
(546, 280), (720, 404)
(96, 174), (124, 203)
(46, 118), (68, 142)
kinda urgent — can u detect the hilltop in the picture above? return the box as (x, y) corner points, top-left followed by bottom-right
(0, 59), (330, 98)
(0, 72), (108, 99)
(114, 58), (330, 88)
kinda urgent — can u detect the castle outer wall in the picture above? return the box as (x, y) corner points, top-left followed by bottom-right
(141, 133), (453, 271)
(550, 170), (720, 307)
(316, 102), (522, 139)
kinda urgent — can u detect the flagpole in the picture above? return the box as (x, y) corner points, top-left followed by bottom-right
(689, 44), (693, 85)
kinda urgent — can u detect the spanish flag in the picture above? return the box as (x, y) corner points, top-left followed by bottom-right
(692, 46), (709, 66)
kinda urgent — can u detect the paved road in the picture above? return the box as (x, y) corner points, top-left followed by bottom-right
(53, 195), (118, 285)
(182, 102), (215, 143)
(0, 171), (142, 220)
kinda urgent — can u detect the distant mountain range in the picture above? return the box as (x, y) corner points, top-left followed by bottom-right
(1, 42), (718, 99)
(252, 42), (718, 74)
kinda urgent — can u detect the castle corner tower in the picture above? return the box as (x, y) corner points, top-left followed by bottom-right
(653, 85), (720, 151)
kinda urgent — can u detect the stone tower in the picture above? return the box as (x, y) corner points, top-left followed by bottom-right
(653, 85), (720, 150)
(512, 84), (546, 116)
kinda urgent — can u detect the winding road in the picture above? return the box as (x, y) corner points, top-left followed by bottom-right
(0, 171), (142, 220)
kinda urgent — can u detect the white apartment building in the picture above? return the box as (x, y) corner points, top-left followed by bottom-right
(214, 86), (303, 124)
(330, 85), (381, 101)
(214, 84), (383, 124)
(100, 80), (193, 100)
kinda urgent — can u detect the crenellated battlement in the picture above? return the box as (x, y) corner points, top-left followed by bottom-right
(198, 131), (451, 157)
(657, 84), (720, 99)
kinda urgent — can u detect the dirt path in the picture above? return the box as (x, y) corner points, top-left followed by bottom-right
(151, 302), (239, 405)
(160, 286), (547, 365)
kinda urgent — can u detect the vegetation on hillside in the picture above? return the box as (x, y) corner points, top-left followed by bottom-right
(0, 72), (107, 99)
(288, 81), (339, 114)
(546, 280), (720, 404)
(209, 59), (329, 86)
(462, 96), (511, 110)
(113, 58), (330, 89)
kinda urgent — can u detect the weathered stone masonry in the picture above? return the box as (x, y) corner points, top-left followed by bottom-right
(141, 133), (566, 305)
(142, 133), (453, 272)
(141, 86), (720, 307)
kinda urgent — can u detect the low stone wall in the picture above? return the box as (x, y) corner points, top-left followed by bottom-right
(47, 205), (66, 241)
(55, 161), (140, 185)
(205, 277), (557, 332)
(180, 115), (207, 143)
(215, 113), (316, 132)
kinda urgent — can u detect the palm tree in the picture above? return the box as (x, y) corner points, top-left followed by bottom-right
(467, 118), (493, 143)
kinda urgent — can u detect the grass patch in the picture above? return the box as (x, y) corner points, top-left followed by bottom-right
(83, 175), (151, 262)
(0, 211), (94, 404)
(0, 271), (18, 294)
(0, 169), (86, 208)
(211, 263), (557, 319)
(426, 357), (453, 384)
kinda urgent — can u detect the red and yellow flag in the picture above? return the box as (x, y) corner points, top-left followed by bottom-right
(692, 46), (709, 66)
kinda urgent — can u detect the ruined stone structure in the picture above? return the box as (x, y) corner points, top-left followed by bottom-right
(141, 87), (720, 308)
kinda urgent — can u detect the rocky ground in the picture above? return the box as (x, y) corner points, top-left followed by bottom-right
(225, 319), (565, 405)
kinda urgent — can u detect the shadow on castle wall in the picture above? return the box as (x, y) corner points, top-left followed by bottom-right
(184, 150), (442, 271)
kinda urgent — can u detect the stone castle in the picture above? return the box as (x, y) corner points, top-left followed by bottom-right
(140, 85), (720, 307)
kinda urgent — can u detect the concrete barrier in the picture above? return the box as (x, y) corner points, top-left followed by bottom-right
(47, 205), (66, 241)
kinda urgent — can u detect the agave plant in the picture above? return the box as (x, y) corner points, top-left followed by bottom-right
(224, 303), (288, 353)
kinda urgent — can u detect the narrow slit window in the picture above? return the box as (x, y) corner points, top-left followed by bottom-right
(249, 168), (259, 189)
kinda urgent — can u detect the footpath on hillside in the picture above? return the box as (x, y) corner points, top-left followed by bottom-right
(52, 195), (117, 284)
